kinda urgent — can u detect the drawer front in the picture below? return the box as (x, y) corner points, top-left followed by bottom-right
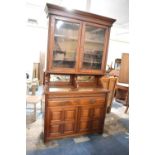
(79, 97), (106, 106)
(47, 97), (105, 107)
(47, 99), (78, 106)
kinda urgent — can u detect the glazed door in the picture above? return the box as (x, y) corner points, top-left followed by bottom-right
(48, 16), (82, 73)
(79, 23), (109, 74)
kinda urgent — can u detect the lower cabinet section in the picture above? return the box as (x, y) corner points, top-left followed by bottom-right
(44, 98), (107, 141)
(47, 106), (77, 138)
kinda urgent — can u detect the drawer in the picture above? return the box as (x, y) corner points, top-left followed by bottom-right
(47, 99), (78, 106)
(47, 97), (105, 107)
(79, 97), (106, 105)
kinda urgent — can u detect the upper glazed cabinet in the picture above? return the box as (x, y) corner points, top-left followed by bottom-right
(45, 4), (115, 75)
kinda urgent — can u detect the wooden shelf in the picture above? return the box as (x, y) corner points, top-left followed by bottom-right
(85, 39), (103, 44)
(55, 34), (103, 44)
(54, 34), (77, 40)
(83, 61), (101, 64)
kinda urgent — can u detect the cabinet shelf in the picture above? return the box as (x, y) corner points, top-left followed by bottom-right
(85, 39), (103, 44)
(83, 61), (101, 64)
(54, 59), (75, 62)
(55, 34), (103, 44)
(55, 34), (78, 40)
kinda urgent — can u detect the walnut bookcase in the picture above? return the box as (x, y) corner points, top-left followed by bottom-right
(44, 3), (115, 142)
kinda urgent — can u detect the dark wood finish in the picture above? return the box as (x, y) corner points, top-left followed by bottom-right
(44, 3), (115, 142)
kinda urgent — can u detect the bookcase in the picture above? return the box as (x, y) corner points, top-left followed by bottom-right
(44, 3), (115, 142)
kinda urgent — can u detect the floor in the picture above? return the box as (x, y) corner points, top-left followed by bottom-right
(26, 87), (129, 155)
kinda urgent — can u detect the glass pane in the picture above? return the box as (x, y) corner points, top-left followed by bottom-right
(52, 20), (80, 68)
(50, 75), (70, 82)
(82, 25), (105, 70)
(77, 76), (95, 82)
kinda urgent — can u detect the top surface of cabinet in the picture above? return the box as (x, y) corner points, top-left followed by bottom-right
(45, 4), (116, 75)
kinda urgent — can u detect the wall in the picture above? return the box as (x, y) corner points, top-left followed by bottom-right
(107, 40), (129, 68)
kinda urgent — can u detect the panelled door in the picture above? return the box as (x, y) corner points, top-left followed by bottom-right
(47, 106), (77, 137)
(78, 105), (105, 133)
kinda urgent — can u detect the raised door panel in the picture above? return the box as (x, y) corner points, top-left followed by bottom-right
(63, 107), (77, 134)
(49, 124), (62, 137)
(79, 106), (92, 121)
(63, 122), (76, 134)
(64, 107), (77, 121)
(78, 106), (92, 132)
(48, 107), (63, 123)
(93, 106), (104, 119)
(78, 121), (91, 132)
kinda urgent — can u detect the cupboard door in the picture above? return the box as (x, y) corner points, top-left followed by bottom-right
(47, 106), (77, 137)
(47, 107), (63, 137)
(48, 107), (63, 124)
(80, 23), (109, 74)
(93, 106), (104, 119)
(63, 107), (77, 134)
(78, 106), (92, 132)
(49, 17), (82, 73)
(92, 106), (105, 131)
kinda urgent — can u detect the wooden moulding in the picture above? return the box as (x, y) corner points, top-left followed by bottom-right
(45, 3), (116, 27)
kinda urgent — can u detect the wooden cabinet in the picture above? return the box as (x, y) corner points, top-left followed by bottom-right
(44, 3), (115, 142)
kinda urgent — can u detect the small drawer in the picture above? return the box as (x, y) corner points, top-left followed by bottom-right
(47, 99), (77, 106)
(79, 97), (105, 105)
